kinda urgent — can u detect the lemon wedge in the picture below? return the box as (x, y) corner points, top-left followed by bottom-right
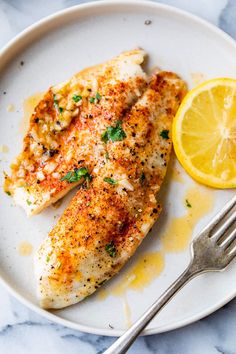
(173, 78), (236, 188)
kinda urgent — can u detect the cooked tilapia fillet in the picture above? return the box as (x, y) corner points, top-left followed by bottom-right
(4, 50), (147, 215)
(36, 72), (187, 309)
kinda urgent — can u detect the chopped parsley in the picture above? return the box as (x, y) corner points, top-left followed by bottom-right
(105, 241), (116, 257)
(185, 199), (192, 208)
(46, 255), (50, 262)
(53, 95), (59, 108)
(26, 199), (32, 206)
(139, 172), (145, 186)
(101, 121), (126, 143)
(5, 191), (11, 196)
(103, 177), (117, 185)
(61, 167), (91, 184)
(95, 92), (102, 101)
(72, 94), (82, 103)
(160, 129), (169, 139)
(89, 97), (95, 103)
(53, 94), (63, 114)
(89, 92), (102, 104)
(105, 151), (109, 161)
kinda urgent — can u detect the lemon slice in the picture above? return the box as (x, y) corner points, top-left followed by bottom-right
(173, 78), (236, 188)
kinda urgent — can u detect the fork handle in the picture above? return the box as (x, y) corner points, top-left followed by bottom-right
(104, 262), (199, 354)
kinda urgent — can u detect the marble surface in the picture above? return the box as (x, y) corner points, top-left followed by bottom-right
(0, 0), (236, 353)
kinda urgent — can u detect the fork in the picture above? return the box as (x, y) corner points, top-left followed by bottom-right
(104, 195), (236, 354)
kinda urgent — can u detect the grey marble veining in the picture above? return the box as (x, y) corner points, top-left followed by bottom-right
(219, 0), (236, 39)
(0, 1), (236, 353)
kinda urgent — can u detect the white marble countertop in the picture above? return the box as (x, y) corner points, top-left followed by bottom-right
(0, 0), (236, 353)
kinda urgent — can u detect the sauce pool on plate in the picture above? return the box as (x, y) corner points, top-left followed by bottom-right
(19, 93), (44, 136)
(161, 185), (214, 252)
(18, 241), (33, 256)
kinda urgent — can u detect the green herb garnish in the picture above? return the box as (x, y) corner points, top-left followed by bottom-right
(53, 94), (63, 114)
(61, 167), (91, 184)
(72, 94), (82, 103)
(46, 255), (50, 263)
(89, 97), (95, 103)
(85, 174), (92, 189)
(89, 92), (102, 104)
(160, 129), (169, 139)
(105, 151), (109, 161)
(53, 94), (59, 108)
(5, 191), (11, 196)
(95, 92), (102, 101)
(53, 94), (58, 104)
(101, 121), (126, 143)
(26, 199), (32, 206)
(185, 199), (192, 208)
(104, 177), (117, 185)
(139, 172), (145, 186)
(105, 241), (116, 258)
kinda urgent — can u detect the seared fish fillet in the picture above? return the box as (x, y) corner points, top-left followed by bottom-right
(36, 71), (187, 309)
(4, 50), (147, 215)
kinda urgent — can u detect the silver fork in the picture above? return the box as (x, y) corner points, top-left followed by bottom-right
(104, 195), (236, 354)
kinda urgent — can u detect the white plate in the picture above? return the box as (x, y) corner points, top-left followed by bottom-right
(0, 0), (235, 337)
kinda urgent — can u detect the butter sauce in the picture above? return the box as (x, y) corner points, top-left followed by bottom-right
(7, 103), (15, 112)
(98, 251), (164, 300)
(19, 93), (44, 136)
(0, 145), (9, 153)
(18, 241), (33, 256)
(170, 166), (184, 184)
(162, 186), (214, 252)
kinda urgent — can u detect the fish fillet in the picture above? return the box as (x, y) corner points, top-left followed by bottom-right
(4, 50), (147, 215)
(36, 71), (187, 309)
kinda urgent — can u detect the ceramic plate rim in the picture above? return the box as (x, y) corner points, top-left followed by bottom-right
(0, 0), (235, 337)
